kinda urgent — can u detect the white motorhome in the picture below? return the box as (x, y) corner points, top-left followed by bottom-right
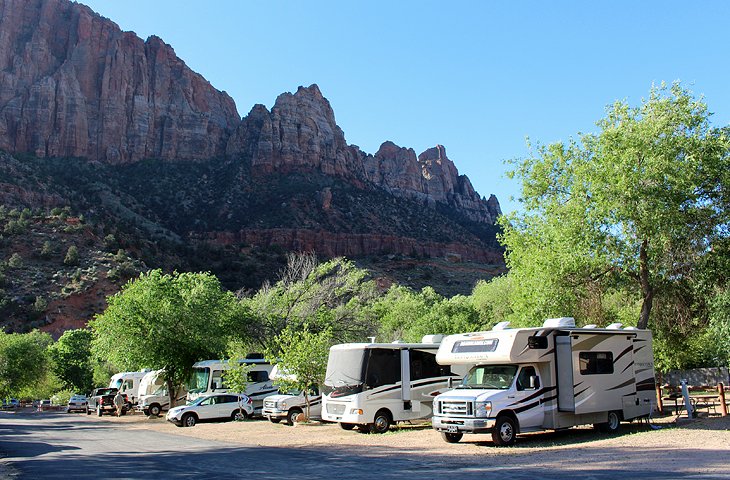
(135, 370), (187, 416)
(321, 336), (469, 433)
(187, 357), (275, 415)
(109, 370), (150, 405)
(432, 318), (655, 445)
(262, 365), (322, 425)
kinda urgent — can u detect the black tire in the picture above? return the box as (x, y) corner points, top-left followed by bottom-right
(86, 407), (91, 415)
(441, 432), (463, 443)
(120, 408), (127, 416)
(285, 408), (302, 426)
(96, 406), (103, 417)
(358, 424), (372, 434)
(232, 410), (248, 422)
(181, 413), (196, 427)
(339, 423), (356, 431)
(269, 417), (282, 424)
(149, 404), (161, 417)
(492, 415), (517, 446)
(596, 411), (621, 433)
(371, 409), (392, 434)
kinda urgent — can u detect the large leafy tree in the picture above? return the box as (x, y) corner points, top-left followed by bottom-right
(501, 83), (730, 330)
(0, 330), (54, 398)
(90, 270), (238, 406)
(48, 328), (94, 393)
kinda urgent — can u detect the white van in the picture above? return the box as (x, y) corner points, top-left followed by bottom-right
(109, 370), (149, 405)
(432, 318), (655, 445)
(321, 336), (469, 433)
(187, 357), (275, 415)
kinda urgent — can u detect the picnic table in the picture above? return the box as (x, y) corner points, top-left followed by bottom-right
(662, 393), (720, 415)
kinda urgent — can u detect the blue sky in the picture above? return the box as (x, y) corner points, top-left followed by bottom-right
(80, 1), (730, 214)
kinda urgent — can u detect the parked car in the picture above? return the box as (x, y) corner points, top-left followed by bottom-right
(263, 387), (322, 426)
(1, 398), (20, 409)
(66, 394), (88, 413)
(87, 388), (130, 416)
(167, 393), (253, 427)
(38, 399), (52, 411)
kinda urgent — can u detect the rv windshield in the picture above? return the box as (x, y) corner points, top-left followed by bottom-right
(188, 367), (210, 394)
(324, 348), (366, 387)
(459, 364), (518, 390)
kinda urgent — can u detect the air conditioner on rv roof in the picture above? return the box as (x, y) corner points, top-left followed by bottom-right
(542, 317), (576, 328)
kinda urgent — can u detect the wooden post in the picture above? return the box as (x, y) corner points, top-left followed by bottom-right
(656, 383), (664, 414)
(719, 383), (727, 417)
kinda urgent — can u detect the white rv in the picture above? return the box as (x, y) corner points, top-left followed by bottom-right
(321, 336), (469, 433)
(135, 370), (187, 416)
(109, 370), (150, 405)
(187, 357), (275, 415)
(432, 318), (655, 445)
(262, 365), (322, 425)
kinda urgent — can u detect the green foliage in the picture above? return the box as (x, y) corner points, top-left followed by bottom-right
(240, 253), (379, 349)
(64, 245), (79, 266)
(33, 296), (48, 314)
(48, 329), (94, 393)
(470, 275), (514, 327)
(265, 324), (332, 420)
(707, 289), (730, 367)
(51, 388), (74, 405)
(90, 269), (237, 405)
(40, 240), (53, 259)
(501, 82), (730, 331)
(0, 330), (54, 398)
(221, 340), (254, 419)
(8, 252), (22, 268)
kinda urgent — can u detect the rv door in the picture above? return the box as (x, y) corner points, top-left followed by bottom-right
(556, 336), (575, 412)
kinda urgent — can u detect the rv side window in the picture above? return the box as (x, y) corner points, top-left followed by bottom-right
(410, 350), (452, 380)
(579, 352), (614, 375)
(248, 370), (270, 383)
(212, 370), (224, 389)
(365, 349), (401, 388)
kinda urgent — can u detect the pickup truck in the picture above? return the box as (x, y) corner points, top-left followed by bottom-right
(86, 388), (130, 416)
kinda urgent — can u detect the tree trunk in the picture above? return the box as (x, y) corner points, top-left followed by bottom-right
(166, 378), (176, 411)
(637, 238), (653, 329)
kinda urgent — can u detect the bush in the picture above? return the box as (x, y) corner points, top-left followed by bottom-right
(8, 253), (22, 268)
(64, 246), (79, 266)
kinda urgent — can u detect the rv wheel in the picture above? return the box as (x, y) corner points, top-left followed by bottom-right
(492, 416), (517, 446)
(149, 404), (161, 417)
(596, 411), (621, 433)
(339, 423), (355, 430)
(286, 408), (302, 426)
(441, 432), (463, 443)
(371, 410), (392, 434)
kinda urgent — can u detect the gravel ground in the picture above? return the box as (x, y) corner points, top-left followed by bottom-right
(101, 412), (730, 475)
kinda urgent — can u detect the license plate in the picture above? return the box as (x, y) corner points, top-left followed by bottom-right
(447, 425), (458, 433)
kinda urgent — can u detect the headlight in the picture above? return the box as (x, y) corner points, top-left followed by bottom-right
(475, 401), (492, 418)
(279, 401), (288, 409)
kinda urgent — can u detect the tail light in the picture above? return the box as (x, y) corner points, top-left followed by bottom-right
(246, 397), (252, 404)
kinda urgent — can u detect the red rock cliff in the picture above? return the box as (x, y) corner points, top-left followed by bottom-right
(0, 0), (240, 163)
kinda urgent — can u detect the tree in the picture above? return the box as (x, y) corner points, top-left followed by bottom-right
(265, 324), (332, 421)
(64, 245), (79, 266)
(221, 339), (254, 420)
(0, 330), (54, 398)
(501, 83), (730, 329)
(8, 252), (22, 268)
(90, 270), (238, 408)
(240, 253), (379, 349)
(48, 329), (94, 393)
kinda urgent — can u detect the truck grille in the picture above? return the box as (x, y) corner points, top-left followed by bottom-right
(438, 400), (473, 416)
(326, 403), (346, 415)
(264, 400), (276, 408)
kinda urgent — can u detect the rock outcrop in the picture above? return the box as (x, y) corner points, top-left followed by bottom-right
(0, 0), (240, 163)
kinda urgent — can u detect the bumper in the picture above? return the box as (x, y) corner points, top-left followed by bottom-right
(263, 408), (286, 419)
(432, 415), (495, 434)
(321, 410), (366, 424)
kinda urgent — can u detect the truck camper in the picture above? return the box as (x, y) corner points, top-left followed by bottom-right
(135, 370), (187, 416)
(263, 365), (322, 425)
(432, 318), (655, 445)
(321, 335), (469, 433)
(109, 370), (149, 405)
(187, 355), (275, 414)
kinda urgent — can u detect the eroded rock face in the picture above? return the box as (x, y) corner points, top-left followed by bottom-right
(0, 0), (239, 163)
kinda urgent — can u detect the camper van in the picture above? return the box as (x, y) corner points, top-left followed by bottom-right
(187, 357), (275, 414)
(135, 370), (187, 416)
(431, 318), (655, 445)
(321, 336), (469, 433)
(109, 371), (149, 405)
(262, 365), (322, 425)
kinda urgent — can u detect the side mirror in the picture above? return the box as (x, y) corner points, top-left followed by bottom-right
(447, 377), (453, 389)
(529, 375), (540, 389)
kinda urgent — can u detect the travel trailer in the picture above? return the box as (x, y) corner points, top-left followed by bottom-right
(109, 370), (150, 404)
(262, 365), (322, 425)
(321, 336), (469, 433)
(187, 356), (275, 414)
(135, 370), (187, 416)
(432, 318), (655, 445)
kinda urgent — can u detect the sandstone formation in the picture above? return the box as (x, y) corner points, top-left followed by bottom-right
(0, 0), (240, 163)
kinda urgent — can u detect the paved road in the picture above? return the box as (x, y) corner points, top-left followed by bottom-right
(0, 410), (726, 479)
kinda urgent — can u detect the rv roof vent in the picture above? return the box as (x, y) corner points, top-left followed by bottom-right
(624, 326), (638, 330)
(492, 321), (511, 331)
(543, 317), (576, 328)
(245, 353), (265, 359)
(583, 324), (597, 329)
(421, 334), (444, 344)
(391, 340), (404, 344)
(606, 323), (623, 330)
